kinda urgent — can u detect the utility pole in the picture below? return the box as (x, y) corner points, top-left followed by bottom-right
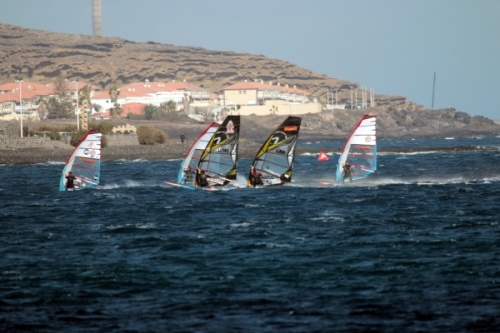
(362, 87), (366, 108)
(15, 79), (23, 138)
(431, 72), (436, 109)
(73, 80), (80, 131)
(350, 87), (353, 108)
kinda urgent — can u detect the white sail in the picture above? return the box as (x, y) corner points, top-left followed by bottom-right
(60, 130), (102, 191)
(177, 122), (220, 186)
(336, 114), (377, 183)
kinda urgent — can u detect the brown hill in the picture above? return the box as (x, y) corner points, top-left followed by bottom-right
(0, 23), (498, 138)
(0, 23), (399, 106)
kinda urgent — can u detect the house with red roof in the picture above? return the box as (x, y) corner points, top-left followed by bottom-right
(0, 80), (98, 121)
(0, 77), (319, 121)
(0, 81), (53, 120)
(121, 102), (146, 117)
(91, 80), (211, 116)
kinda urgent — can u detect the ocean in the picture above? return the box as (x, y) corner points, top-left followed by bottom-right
(1, 137), (499, 332)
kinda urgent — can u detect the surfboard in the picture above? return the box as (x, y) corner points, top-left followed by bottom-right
(163, 181), (217, 191)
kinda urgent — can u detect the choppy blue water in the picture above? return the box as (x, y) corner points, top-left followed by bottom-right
(1, 137), (500, 332)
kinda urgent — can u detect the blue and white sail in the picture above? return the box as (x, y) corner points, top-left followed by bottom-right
(177, 122), (220, 187)
(336, 114), (377, 183)
(59, 130), (102, 191)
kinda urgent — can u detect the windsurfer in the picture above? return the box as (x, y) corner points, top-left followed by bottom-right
(183, 166), (195, 184)
(197, 169), (211, 188)
(249, 166), (263, 187)
(342, 161), (353, 183)
(65, 171), (77, 190)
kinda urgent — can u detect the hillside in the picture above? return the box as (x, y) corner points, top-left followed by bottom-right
(0, 23), (404, 106)
(0, 23), (498, 138)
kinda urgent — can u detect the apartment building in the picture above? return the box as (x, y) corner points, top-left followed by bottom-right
(222, 80), (321, 116)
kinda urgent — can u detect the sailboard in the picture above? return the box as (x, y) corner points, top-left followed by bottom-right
(165, 115), (240, 190)
(59, 129), (102, 191)
(171, 121), (221, 188)
(335, 114), (376, 183)
(196, 115), (240, 188)
(247, 116), (301, 187)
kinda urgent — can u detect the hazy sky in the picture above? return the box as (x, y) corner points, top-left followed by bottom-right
(1, 0), (499, 119)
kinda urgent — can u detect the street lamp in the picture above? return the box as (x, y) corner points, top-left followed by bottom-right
(73, 80), (80, 131)
(15, 79), (23, 138)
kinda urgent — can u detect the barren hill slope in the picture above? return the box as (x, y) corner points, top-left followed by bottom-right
(0, 23), (398, 105)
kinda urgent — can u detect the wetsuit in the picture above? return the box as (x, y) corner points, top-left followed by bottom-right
(66, 174), (76, 190)
(184, 169), (194, 184)
(253, 173), (263, 187)
(198, 172), (209, 187)
(343, 164), (353, 183)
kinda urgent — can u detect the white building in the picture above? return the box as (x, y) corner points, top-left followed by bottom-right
(91, 80), (210, 114)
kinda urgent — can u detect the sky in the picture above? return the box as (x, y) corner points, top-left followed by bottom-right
(1, 0), (499, 120)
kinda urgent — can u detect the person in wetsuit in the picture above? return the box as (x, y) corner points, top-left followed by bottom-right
(65, 171), (77, 190)
(342, 161), (353, 183)
(249, 166), (263, 187)
(183, 166), (195, 184)
(197, 170), (211, 188)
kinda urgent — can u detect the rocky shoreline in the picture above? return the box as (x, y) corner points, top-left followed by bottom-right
(0, 142), (496, 165)
(1, 112), (499, 165)
(0, 142), (263, 165)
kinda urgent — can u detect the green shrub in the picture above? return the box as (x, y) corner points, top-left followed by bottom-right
(137, 126), (168, 145)
(47, 132), (62, 140)
(90, 121), (114, 135)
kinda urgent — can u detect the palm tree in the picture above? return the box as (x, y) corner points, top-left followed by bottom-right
(55, 75), (70, 99)
(108, 86), (120, 103)
(79, 85), (92, 105)
(270, 105), (278, 115)
(182, 93), (190, 114)
(36, 97), (48, 120)
(107, 86), (121, 118)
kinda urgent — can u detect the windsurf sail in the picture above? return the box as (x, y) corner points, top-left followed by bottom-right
(336, 114), (376, 183)
(196, 115), (240, 187)
(59, 129), (102, 191)
(177, 121), (220, 187)
(247, 116), (301, 187)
